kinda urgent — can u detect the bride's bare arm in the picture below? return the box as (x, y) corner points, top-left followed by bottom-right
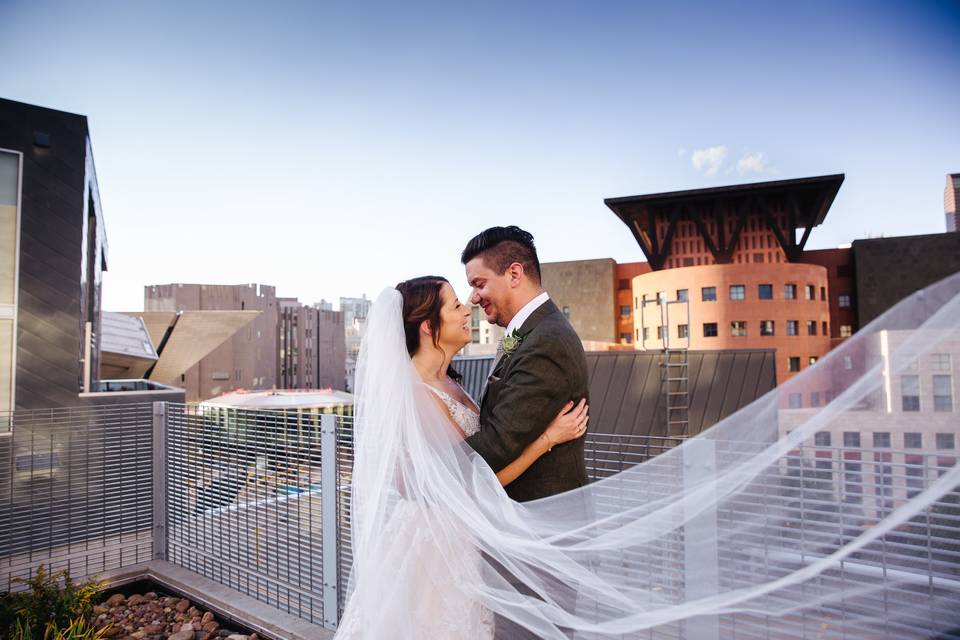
(495, 400), (588, 487)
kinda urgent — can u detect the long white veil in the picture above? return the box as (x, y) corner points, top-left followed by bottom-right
(343, 273), (960, 639)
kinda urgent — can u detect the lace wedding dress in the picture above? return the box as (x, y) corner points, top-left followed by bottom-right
(334, 383), (494, 639)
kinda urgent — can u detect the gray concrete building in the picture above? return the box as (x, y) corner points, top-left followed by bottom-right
(541, 259), (617, 344)
(144, 283), (278, 402)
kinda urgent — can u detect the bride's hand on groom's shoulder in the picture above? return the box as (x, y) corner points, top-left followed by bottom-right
(542, 399), (589, 450)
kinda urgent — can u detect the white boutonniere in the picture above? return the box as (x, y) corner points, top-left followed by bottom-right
(501, 328), (522, 355)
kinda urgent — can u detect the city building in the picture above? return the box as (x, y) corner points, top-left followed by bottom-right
(340, 295), (371, 392)
(852, 232), (960, 326)
(607, 174), (844, 383)
(0, 97), (182, 419)
(946, 172), (959, 232)
(145, 283), (278, 402)
(117, 309), (260, 389)
(278, 297), (346, 390)
(780, 327), (958, 518)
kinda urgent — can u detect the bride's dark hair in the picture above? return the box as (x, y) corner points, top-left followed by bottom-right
(395, 276), (463, 383)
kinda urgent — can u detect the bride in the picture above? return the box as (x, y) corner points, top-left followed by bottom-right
(336, 272), (960, 639)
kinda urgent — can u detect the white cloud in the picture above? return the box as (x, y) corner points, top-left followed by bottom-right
(736, 151), (770, 176)
(691, 145), (728, 176)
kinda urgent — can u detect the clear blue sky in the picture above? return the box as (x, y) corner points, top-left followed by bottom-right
(1, 1), (958, 311)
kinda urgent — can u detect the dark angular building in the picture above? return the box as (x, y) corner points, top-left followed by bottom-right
(0, 97), (182, 417)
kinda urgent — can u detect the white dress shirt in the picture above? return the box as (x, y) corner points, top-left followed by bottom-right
(506, 291), (550, 336)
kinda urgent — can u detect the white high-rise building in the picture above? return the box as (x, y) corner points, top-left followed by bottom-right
(340, 295), (372, 392)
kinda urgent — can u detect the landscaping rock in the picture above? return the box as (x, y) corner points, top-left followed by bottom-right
(176, 598), (192, 613)
(106, 593), (126, 607)
(127, 594), (147, 606)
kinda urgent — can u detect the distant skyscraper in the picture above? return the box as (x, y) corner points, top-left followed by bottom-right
(340, 295), (371, 392)
(945, 173), (959, 232)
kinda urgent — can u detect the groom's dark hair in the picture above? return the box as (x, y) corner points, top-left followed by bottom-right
(461, 226), (541, 284)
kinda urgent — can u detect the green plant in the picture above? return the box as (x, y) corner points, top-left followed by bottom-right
(0, 565), (104, 640)
(42, 616), (108, 640)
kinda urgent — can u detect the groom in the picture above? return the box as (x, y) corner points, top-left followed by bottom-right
(462, 225), (589, 502)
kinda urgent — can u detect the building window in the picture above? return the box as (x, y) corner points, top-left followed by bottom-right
(904, 432), (923, 449)
(620, 305), (631, 317)
(810, 391), (821, 407)
(635, 328), (639, 342)
(642, 327), (649, 341)
(815, 431), (831, 446)
(788, 393), (802, 408)
(873, 432), (891, 448)
(906, 454), (925, 498)
(676, 288), (688, 302)
(729, 285), (745, 300)
(758, 284), (773, 300)
(618, 278), (630, 290)
(843, 432), (860, 447)
(784, 284), (797, 300)
(701, 286), (717, 302)
(620, 332), (632, 344)
(822, 321), (828, 335)
(820, 286), (826, 301)
(0, 150), (19, 429)
(731, 321), (747, 337)
(657, 291), (666, 305)
(838, 294), (851, 308)
(759, 320), (774, 336)
(937, 433), (956, 450)
(840, 325), (852, 338)
(788, 357), (800, 372)
(658, 326), (667, 340)
(806, 320), (817, 336)
(933, 374), (953, 412)
(678, 324), (689, 339)
(703, 322), (718, 337)
(901, 374), (920, 411)
(787, 320), (798, 336)
(930, 353), (952, 372)
(805, 284), (815, 300)
(808, 356), (818, 366)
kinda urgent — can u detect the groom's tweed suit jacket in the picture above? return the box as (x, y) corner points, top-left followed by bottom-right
(466, 299), (590, 502)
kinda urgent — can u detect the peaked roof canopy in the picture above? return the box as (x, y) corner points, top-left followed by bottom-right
(605, 174), (845, 269)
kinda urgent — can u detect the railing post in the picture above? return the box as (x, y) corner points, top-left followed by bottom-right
(152, 401), (167, 561)
(320, 413), (339, 629)
(682, 438), (720, 639)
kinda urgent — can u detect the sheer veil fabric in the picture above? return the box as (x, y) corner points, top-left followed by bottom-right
(337, 274), (960, 639)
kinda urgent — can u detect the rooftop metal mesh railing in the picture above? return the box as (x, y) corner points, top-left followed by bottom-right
(165, 403), (330, 625)
(0, 403), (156, 592)
(2, 403), (958, 638)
